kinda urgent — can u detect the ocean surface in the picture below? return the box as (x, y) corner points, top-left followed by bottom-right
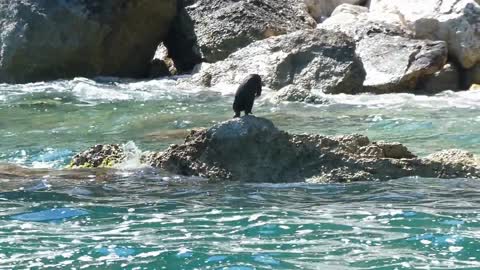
(1, 77), (480, 269)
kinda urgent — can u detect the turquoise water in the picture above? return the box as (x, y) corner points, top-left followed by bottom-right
(1, 77), (480, 269)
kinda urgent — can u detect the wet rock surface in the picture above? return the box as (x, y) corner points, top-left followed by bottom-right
(70, 117), (480, 182)
(69, 144), (124, 168)
(0, 0), (176, 83)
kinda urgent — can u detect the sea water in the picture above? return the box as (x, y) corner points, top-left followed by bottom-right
(0, 77), (480, 269)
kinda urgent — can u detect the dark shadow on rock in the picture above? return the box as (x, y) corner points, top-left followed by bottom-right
(163, 1), (202, 74)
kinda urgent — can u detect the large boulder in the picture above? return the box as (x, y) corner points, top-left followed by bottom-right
(320, 4), (407, 39)
(357, 33), (447, 93)
(304, 0), (367, 22)
(164, 0), (316, 71)
(0, 0), (177, 83)
(189, 28), (366, 95)
(321, 4), (448, 93)
(368, 0), (480, 69)
(71, 117), (480, 182)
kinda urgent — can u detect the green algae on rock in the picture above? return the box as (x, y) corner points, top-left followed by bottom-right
(69, 144), (125, 169)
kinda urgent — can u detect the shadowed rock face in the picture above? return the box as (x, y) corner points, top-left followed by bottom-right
(70, 117), (480, 183)
(0, 0), (176, 83)
(164, 0), (316, 72)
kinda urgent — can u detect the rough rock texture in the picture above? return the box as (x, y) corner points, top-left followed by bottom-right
(426, 150), (480, 178)
(0, 0), (177, 83)
(151, 44), (177, 76)
(304, 0), (366, 22)
(164, 0), (316, 71)
(320, 4), (408, 40)
(189, 28), (366, 95)
(70, 117), (480, 182)
(358, 34), (447, 93)
(321, 4), (448, 93)
(69, 144), (124, 168)
(369, 0), (480, 69)
(417, 63), (460, 92)
(274, 85), (328, 104)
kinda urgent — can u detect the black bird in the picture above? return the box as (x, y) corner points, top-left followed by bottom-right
(232, 74), (262, 118)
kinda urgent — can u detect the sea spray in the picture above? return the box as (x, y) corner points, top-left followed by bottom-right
(114, 141), (148, 170)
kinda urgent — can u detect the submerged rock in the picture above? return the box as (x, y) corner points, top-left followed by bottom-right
(189, 28), (365, 95)
(0, 0), (176, 83)
(71, 117), (480, 182)
(165, 0), (316, 71)
(320, 4), (448, 93)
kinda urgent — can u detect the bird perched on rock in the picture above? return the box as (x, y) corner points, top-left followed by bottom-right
(233, 74), (262, 118)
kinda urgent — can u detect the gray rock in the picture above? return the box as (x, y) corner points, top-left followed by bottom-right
(320, 4), (448, 93)
(369, 0), (480, 69)
(417, 63), (460, 92)
(165, 0), (316, 71)
(320, 4), (409, 40)
(274, 85), (328, 104)
(148, 59), (171, 78)
(0, 0), (176, 83)
(152, 44), (177, 75)
(149, 117), (479, 182)
(70, 117), (480, 182)
(190, 28), (366, 95)
(304, 0), (367, 22)
(358, 34), (447, 93)
(426, 149), (480, 178)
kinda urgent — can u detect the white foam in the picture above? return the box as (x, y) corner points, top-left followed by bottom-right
(2, 77), (480, 110)
(316, 90), (480, 109)
(114, 141), (149, 170)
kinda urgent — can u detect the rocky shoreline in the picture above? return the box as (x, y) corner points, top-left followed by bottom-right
(69, 116), (480, 183)
(3, 1), (479, 182)
(1, 0), (478, 97)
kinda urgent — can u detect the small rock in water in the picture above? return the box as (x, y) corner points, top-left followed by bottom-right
(69, 144), (125, 168)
